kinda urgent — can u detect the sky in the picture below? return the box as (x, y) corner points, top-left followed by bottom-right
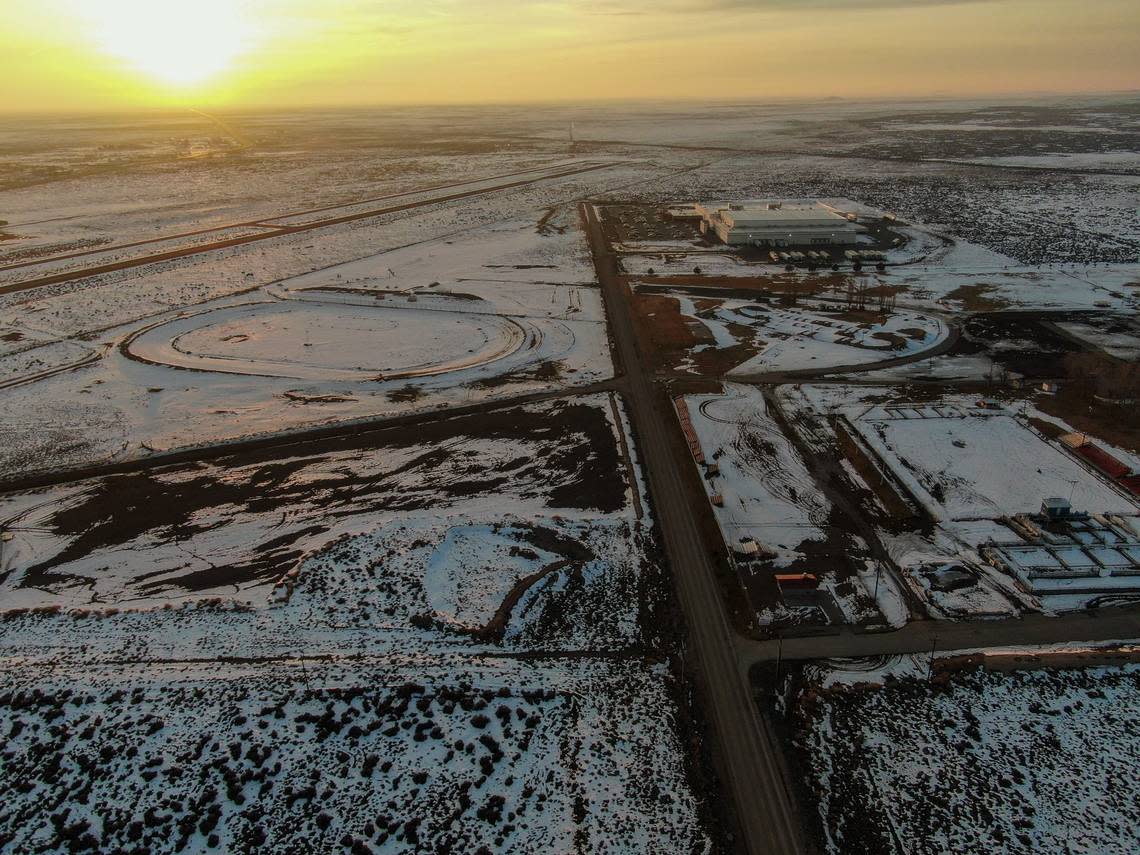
(1, 0), (1138, 112)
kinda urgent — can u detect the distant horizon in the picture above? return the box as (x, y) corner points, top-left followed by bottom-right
(1, 12), (1139, 851)
(3, 88), (1139, 121)
(4, 0), (1138, 114)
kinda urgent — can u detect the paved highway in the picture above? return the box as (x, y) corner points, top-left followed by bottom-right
(0, 161), (604, 275)
(581, 202), (805, 855)
(0, 161), (616, 295)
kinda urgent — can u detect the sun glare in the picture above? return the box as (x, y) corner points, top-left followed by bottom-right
(76, 0), (256, 86)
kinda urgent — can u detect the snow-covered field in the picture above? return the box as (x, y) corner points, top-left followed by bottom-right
(0, 112), (597, 264)
(0, 395), (638, 620)
(640, 290), (947, 376)
(794, 663), (1140, 855)
(0, 393), (715, 852)
(951, 151), (1140, 173)
(685, 385), (828, 563)
(0, 214), (615, 479)
(682, 384), (886, 626)
(129, 300), (530, 381)
(850, 407), (1135, 521)
(722, 301), (948, 375)
(0, 657), (706, 854)
(0, 155), (642, 485)
(1055, 318), (1140, 361)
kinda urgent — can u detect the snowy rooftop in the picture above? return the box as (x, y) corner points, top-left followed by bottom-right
(713, 202), (853, 229)
(730, 203), (840, 218)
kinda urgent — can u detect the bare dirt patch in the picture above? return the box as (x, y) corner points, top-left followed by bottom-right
(629, 292), (764, 375)
(943, 283), (1012, 311)
(1036, 382), (1140, 453)
(4, 397), (630, 603)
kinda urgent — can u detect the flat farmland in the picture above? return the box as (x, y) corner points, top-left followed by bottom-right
(0, 216), (612, 479)
(0, 395), (637, 622)
(0, 393), (715, 852)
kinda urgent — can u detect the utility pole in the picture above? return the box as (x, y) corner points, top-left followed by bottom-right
(773, 634), (784, 697)
(926, 634), (938, 682)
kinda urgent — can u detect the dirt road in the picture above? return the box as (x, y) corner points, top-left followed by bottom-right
(739, 602), (1140, 665)
(581, 202), (806, 855)
(0, 380), (619, 494)
(730, 320), (960, 384)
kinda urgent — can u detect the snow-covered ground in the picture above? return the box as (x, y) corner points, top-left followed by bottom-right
(833, 395), (1137, 522)
(682, 384), (884, 626)
(0, 393), (715, 852)
(1055, 318), (1140, 361)
(684, 385), (828, 564)
(0, 657), (707, 854)
(950, 151), (1140, 172)
(129, 299), (531, 381)
(0, 395), (639, 621)
(723, 301), (948, 375)
(0, 130), (598, 267)
(0, 215), (615, 479)
(794, 663), (1140, 855)
(647, 291), (948, 376)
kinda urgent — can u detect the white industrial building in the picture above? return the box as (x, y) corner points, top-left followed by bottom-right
(695, 201), (861, 248)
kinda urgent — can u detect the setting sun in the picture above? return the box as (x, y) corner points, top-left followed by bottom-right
(73, 0), (255, 86)
(4, 0), (1138, 110)
(2, 0), (1140, 851)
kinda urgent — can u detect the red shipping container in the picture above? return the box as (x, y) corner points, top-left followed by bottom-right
(1074, 444), (1131, 480)
(1117, 474), (1140, 496)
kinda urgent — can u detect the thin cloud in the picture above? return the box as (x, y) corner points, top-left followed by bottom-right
(588, 0), (1003, 13)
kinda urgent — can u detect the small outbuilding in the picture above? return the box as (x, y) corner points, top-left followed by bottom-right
(1059, 432), (1090, 449)
(735, 540), (760, 556)
(775, 573), (819, 589)
(927, 565), (976, 593)
(1040, 497), (1072, 520)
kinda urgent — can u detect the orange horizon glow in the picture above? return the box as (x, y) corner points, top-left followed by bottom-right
(1, 0), (1138, 113)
